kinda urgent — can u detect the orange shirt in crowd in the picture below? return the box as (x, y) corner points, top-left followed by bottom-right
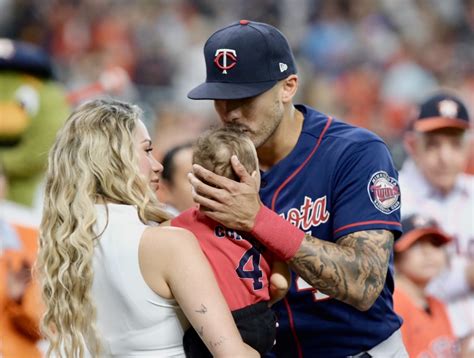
(394, 287), (456, 358)
(0, 224), (43, 358)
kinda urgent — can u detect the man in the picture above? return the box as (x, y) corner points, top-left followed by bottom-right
(186, 20), (406, 357)
(157, 143), (195, 215)
(399, 92), (474, 346)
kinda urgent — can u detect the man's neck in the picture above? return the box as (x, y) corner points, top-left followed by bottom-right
(257, 106), (304, 171)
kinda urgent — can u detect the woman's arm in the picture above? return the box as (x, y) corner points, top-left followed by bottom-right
(139, 226), (258, 357)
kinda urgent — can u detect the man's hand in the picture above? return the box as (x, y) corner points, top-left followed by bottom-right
(189, 155), (261, 231)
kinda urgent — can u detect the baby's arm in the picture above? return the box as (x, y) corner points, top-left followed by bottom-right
(269, 260), (291, 306)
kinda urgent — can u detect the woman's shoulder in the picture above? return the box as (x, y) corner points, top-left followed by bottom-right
(139, 225), (201, 295)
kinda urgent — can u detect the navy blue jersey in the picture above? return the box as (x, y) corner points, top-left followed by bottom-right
(261, 105), (403, 357)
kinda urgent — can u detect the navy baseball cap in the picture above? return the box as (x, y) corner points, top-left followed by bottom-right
(413, 92), (470, 132)
(0, 39), (54, 79)
(394, 214), (451, 253)
(188, 20), (297, 100)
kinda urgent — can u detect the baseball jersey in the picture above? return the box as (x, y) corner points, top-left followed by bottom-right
(393, 288), (456, 358)
(261, 105), (403, 357)
(172, 207), (272, 311)
(399, 159), (474, 338)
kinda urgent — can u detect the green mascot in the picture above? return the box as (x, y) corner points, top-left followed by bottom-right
(0, 39), (69, 220)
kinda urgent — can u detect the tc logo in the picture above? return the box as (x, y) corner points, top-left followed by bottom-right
(214, 49), (237, 74)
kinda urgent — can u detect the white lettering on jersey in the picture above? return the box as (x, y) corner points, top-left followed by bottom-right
(279, 195), (330, 231)
(296, 276), (331, 302)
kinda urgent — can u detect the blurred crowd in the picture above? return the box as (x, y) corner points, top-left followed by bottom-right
(1, 0), (473, 163)
(1, 0), (474, 356)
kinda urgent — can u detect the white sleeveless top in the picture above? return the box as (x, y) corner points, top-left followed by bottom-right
(91, 203), (187, 357)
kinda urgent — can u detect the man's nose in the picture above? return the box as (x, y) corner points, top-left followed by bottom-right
(438, 142), (455, 164)
(216, 100), (243, 123)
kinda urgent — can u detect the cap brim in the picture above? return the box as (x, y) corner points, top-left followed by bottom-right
(187, 80), (277, 100)
(414, 117), (470, 132)
(394, 228), (451, 253)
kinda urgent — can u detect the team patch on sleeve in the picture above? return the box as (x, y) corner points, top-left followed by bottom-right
(367, 171), (401, 214)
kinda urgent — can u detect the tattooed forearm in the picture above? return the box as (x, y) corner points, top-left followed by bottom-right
(195, 304), (207, 314)
(289, 230), (394, 311)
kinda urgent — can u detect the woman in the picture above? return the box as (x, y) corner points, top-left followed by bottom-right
(36, 99), (257, 357)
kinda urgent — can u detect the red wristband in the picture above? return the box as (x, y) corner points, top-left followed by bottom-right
(250, 205), (305, 261)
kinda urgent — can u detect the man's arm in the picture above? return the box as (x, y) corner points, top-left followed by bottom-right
(290, 230), (393, 311)
(189, 157), (394, 311)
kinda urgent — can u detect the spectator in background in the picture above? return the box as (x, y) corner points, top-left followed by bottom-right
(399, 92), (474, 345)
(0, 163), (43, 358)
(393, 214), (457, 357)
(158, 142), (195, 215)
(4, 0), (474, 153)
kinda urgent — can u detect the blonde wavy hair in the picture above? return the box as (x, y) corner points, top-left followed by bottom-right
(36, 99), (170, 357)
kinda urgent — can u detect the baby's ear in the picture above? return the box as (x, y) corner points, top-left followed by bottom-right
(251, 171), (258, 178)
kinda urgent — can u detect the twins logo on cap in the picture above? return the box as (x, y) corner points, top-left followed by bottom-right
(368, 171), (400, 214)
(214, 49), (237, 74)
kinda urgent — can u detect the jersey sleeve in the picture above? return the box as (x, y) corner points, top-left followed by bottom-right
(332, 140), (402, 240)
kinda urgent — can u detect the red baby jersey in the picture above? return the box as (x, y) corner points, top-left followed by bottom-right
(172, 207), (272, 311)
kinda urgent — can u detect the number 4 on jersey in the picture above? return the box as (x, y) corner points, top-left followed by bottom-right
(296, 276), (330, 301)
(236, 246), (263, 290)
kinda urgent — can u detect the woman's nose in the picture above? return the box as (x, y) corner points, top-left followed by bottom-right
(152, 157), (164, 173)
